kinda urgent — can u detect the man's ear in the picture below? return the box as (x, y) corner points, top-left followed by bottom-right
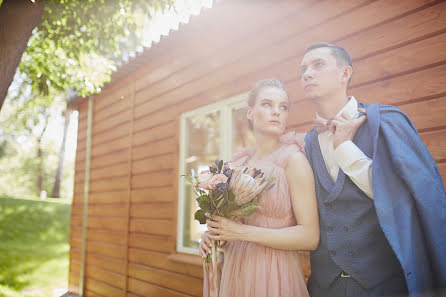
(340, 65), (353, 85)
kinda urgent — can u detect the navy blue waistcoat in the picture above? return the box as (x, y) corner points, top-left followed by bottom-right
(305, 113), (404, 290)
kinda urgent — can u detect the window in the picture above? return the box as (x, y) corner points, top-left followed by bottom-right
(176, 92), (255, 254)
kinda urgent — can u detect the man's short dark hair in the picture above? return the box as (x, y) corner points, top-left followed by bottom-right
(306, 42), (353, 69)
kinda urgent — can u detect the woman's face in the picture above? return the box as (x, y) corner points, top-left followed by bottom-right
(247, 86), (290, 136)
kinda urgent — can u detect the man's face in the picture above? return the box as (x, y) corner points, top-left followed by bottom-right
(300, 47), (345, 102)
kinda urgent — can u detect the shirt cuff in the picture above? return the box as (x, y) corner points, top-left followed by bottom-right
(334, 140), (370, 169)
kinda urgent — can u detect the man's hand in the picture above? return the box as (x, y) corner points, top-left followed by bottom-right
(330, 108), (367, 149)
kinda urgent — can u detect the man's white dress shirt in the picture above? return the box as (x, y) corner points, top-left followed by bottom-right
(316, 97), (374, 198)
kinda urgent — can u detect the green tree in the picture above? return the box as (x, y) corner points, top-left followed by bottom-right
(1, 82), (54, 196)
(51, 89), (77, 198)
(0, 82), (75, 198)
(1, 0), (174, 198)
(0, 0), (174, 109)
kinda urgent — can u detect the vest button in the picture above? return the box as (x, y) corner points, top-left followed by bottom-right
(343, 226), (349, 232)
(327, 226), (333, 233)
(329, 250), (336, 257)
(348, 250), (355, 256)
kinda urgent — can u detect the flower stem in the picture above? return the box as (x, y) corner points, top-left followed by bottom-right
(212, 240), (218, 297)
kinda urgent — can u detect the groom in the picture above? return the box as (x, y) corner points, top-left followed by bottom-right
(300, 42), (446, 297)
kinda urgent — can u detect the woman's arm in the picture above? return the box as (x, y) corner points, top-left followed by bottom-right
(207, 151), (320, 251)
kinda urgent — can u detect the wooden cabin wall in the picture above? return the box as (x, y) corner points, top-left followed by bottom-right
(69, 0), (446, 296)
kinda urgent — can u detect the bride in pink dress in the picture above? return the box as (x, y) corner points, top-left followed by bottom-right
(200, 79), (320, 297)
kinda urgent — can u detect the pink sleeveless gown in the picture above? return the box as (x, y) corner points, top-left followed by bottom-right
(203, 132), (310, 297)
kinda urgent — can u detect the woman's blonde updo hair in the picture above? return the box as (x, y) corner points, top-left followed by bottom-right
(247, 78), (290, 130)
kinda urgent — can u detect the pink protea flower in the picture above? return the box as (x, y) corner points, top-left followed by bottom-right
(208, 174), (229, 190)
(229, 166), (273, 206)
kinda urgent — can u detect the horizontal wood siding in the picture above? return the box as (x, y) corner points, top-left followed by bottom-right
(69, 1), (446, 296)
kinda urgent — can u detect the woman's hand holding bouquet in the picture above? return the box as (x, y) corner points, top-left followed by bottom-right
(183, 160), (274, 297)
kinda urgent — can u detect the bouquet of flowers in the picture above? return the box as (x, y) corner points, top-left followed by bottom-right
(183, 159), (275, 297)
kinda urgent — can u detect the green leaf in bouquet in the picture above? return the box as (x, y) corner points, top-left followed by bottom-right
(217, 160), (223, 171)
(210, 207), (218, 219)
(194, 209), (207, 224)
(197, 194), (210, 202)
(208, 190), (217, 212)
(228, 201), (259, 218)
(210, 166), (217, 173)
(196, 195), (211, 212)
(220, 200), (239, 217)
(214, 192), (224, 202)
(210, 190), (222, 202)
(228, 190), (235, 202)
(216, 196), (226, 209)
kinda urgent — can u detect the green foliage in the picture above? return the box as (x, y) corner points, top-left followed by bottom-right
(219, 198), (238, 217)
(194, 209), (206, 224)
(0, 138), (64, 198)
(227, 201), (258, 218)
(216, 159), (223, 171)
(17, 0), (174, 98)
(189, 159), (265, 225)
(0, 139), (13, 159)
(0, 197), (71, 297)
(197, 194), (211, 211)
(0, 90), (74, 199)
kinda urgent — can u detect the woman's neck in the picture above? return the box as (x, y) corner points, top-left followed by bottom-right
(252, 132), (281, 160)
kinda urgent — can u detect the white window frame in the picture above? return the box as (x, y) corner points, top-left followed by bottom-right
(176, 92), (249, 255)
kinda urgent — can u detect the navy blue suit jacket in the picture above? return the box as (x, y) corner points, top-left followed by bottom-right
(365, 103), (446, 296)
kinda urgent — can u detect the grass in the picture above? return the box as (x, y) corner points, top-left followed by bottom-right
(0, 196), (72, 297)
